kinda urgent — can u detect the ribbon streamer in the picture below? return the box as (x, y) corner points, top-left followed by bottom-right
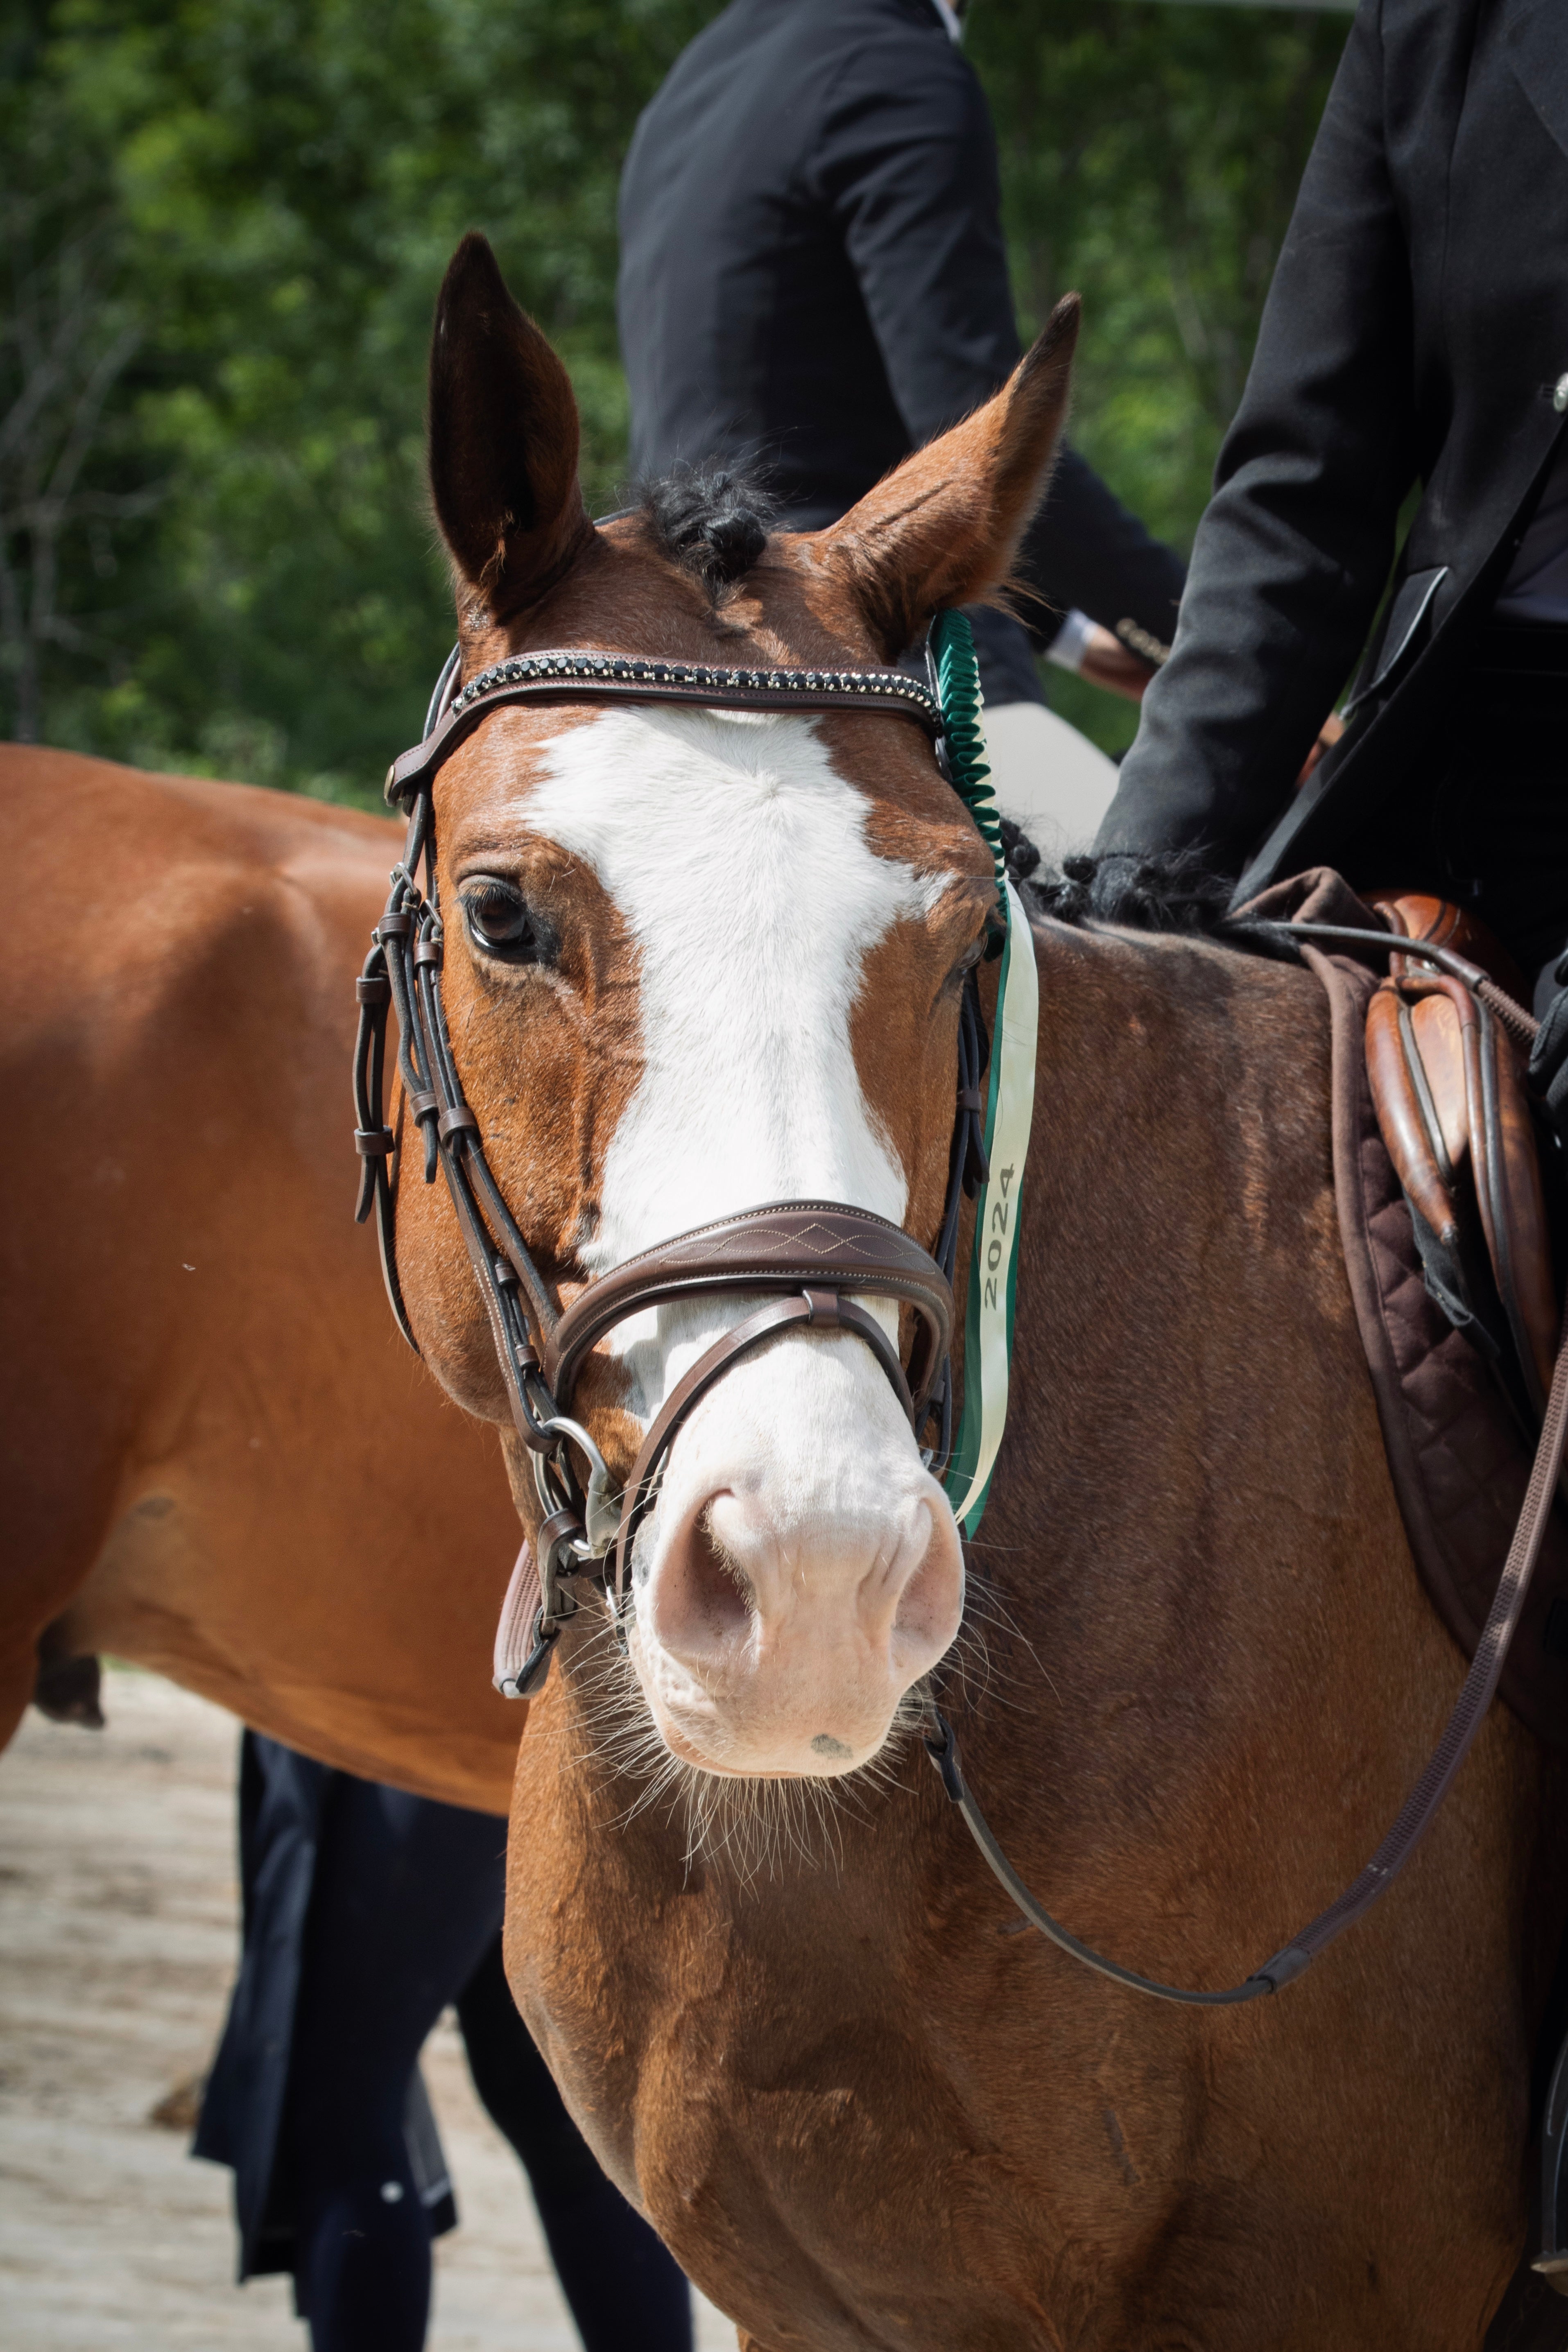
(928, 610), (1040, 1535)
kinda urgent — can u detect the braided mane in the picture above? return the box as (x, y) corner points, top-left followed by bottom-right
(638, 467), (776, 597)
(1014, 840), (1272, 953)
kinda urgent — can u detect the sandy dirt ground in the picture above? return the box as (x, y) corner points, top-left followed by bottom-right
(0, 1667), (735, 2351)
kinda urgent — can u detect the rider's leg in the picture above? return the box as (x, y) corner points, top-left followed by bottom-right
(284, 1774), (507, 2352)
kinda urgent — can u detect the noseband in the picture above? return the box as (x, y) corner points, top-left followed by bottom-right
(353, 642), (993, 1689)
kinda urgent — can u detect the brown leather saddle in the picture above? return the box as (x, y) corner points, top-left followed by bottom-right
(1275, 880), (1568, 1744)
(1364, 893), (1557, 1423)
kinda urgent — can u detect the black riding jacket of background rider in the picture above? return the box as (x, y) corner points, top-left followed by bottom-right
(1094, 0), (1568, 903)
(617, 0), (1186, 692)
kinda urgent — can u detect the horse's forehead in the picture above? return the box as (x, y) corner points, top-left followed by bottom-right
(510, 704), (963, 952)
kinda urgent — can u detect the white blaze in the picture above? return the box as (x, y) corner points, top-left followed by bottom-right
(524, 704), (941, 1410)
(520, 702), (966, 1776)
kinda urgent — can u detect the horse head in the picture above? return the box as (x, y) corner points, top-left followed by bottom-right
(391, 233), (1076, 1783)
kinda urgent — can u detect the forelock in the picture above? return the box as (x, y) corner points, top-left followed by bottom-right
(636, 466), (776, 599)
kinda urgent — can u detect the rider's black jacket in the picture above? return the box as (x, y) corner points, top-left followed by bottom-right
(616, 0), (1186, 685)
(1094, 0), (1568, 902)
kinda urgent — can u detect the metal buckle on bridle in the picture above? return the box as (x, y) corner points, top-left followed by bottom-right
(497, 1419), (622, 1700)
(532, 1414), (620, 1561)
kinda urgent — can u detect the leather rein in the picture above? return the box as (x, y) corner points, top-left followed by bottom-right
(353, 647), (1566, 2015)
(352, 642), (990, 1689)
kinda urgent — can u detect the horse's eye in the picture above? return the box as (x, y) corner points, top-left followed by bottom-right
(461, 877), (539, 961)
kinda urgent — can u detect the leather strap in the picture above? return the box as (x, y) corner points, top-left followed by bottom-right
(1465, 981), (1559, 1414)
(1366, 982), (1462, 1242)
(386, 649), (942, 806)
(545, 1201), (952, 1421)
(362, 639), (980, 1683)
(608, 1289), (914, 1603)
(493, 1541), (544, 1699)
(1260, 919), (1541, 1049)
(928, 1201), (1568, 2006)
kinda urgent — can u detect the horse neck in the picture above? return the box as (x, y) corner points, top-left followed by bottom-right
(967, 918), (1404, 1839)
(1012, 916), (1336, 1350)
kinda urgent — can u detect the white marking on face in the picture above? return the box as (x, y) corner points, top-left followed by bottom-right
(523, 705), (944, 1406)
(518, 702), (968, 1776)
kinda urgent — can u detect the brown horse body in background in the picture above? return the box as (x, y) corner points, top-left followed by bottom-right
(372, 238), (1564, 2347)
(0, 745), (520, 1810)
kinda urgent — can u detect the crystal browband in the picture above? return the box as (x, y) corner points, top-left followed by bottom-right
(385, 647), (943, 806)
(451, 650), (943, 720)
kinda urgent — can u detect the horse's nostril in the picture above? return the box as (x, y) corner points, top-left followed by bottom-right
(652, 1499), (754, 1662)
(891, 1501), (960, 1654)
(696, 1504), (756, 1608)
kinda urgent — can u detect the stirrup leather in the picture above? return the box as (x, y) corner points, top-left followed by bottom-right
(1364, 892), (1558, 1422)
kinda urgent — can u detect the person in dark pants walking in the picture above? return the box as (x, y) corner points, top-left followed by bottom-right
(196, 1735), (692, 2352)
(616, 0), (1188, 852)
(1091, 0), (1568, 1016)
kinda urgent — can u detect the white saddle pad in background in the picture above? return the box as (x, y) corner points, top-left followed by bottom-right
(983, 699), (1118, 864)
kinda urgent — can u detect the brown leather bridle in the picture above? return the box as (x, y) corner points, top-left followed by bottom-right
(352, 643), (992, 1692)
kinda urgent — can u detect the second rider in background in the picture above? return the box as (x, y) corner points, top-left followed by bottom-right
(617, 0), (1187, 853)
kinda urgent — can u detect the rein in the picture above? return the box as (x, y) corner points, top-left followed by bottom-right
(352, 622), (1015, 1692)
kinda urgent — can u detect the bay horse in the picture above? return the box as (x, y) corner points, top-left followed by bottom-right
(371, 231), (1566, 2349)
(0, 747), (521, 1810)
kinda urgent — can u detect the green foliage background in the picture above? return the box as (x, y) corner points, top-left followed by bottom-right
(4, 0), (1349, 797)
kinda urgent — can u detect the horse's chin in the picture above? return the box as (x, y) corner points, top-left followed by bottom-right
(630, 1644), (909, 1781)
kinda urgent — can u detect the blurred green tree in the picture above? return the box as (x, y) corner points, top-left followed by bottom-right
(5, 0), (1348, 792)
(5, 0), (708, 792)
(973, 0), (1347, 751)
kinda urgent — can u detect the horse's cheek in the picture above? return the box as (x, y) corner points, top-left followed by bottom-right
(396, 1172), (515, 1424)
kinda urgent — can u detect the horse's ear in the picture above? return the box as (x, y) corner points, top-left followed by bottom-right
(817, 294), (1080, 660)
(428, 233), (590, 621)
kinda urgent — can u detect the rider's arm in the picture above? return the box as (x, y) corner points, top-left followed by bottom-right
(812, 35), (1184, 666)
(1096, 0), (1416, 869)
